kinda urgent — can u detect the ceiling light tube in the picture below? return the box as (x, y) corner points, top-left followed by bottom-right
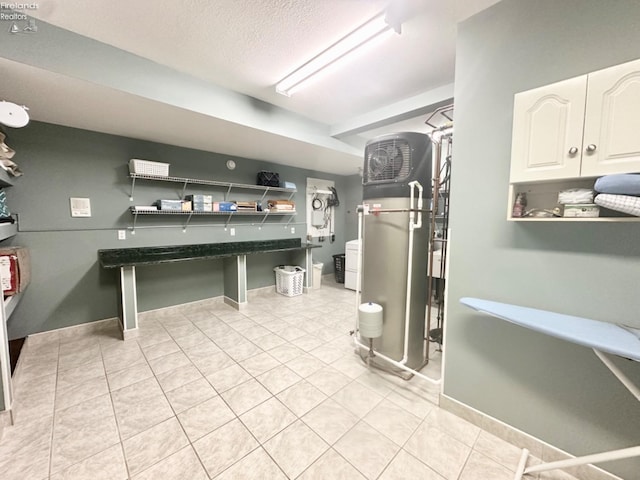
(276, 12), (399, 96)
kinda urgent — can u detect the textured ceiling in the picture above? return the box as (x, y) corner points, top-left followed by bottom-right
(1, 0), (502, 174)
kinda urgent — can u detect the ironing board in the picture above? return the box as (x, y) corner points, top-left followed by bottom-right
(460, 297), (640, 480)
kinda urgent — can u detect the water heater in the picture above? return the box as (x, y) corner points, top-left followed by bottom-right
(359, 132), (432, 372)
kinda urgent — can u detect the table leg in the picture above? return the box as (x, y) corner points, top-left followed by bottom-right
(223, 255), (247, 310)
(119, 266), (138, 338)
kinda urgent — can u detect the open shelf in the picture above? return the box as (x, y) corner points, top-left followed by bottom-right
(0, 223), (17, 242)
(130, 208), (295, 216)
(3, 292), (22, 322)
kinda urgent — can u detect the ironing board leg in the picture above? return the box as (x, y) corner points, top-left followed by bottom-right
(513, 449), (529, 480)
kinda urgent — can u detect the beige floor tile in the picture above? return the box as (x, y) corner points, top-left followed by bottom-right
(193, 418), (259, 478)
(123, 417), (189, 477)
(225, 341), (264, 362)
(239, 397), (297, 443)
(291, 334), (324, 352)
(298, 448), (367, 480)
(13, 370), (57, 401)
(333, 421), (399, 480)
(355, 369), (402, 397)
(331, 353), (370, 379)
(251, 332), (287, 350)
(164, 321), (200, 340)
(214, 331), (247, 350)
(332, 381), (383, 419)
(51, 395), (120, 473)
(459, 450), (514, 480)
(241, 324), (271, 341)
(58, 344), (102, 371)
(147, 350), (192, 375)
(111, 377), (162, 406)
(214, 446), (287, 480)
(308, 344), (345, 364)
(306, 366), (351, 396)
(221, 378), (272, 415)
(275, 325), (307, 341)
(474, 430), (526, 471)
(191, 350), (236, 376)
(378, 449), (445, 480)
(239, 351), (281, 376)
(182, 339), (222, 360)
(206, 363), (252, 393)
(56, 361), (105, 391)
(107, 362), (154, 392)
(285, 353), (326, 378)
(165, 377), (217, 413)
(113, 393), (174, 440)
(136, 329), (172, 348)
(155, 363), (203, 392)
(0, 415), (52, 480)
(302, 398), (359, 445)
(141, 339), (180, 360)
(11, 377), (57, 424)
(103, 345), (146, 374)
(177, 395), (236, 442)
(404, 422), (471, 480)
(256, 364), (302, 394)
(267, 343), (306, 363)
(173, 330), (210, 349)
(362, 399), (422, 446)
(50, 444), (128, 480)
(276, 379), (327, 417)
(386, 387), (435, 419)
(263, 420), (329, 478)
(131, 446), (208, 480)
(55, 375), (110, 411)
(424, 407), (481, 447)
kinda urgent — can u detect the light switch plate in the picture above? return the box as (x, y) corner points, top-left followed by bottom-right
(230, 228), (236, 236)
(291, 227), (295, 234)
(118, 230), (126, 240)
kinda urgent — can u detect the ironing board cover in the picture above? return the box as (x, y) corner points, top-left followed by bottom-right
(460, 298), (640, 362)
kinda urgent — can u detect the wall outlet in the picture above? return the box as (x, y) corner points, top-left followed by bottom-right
(291, 227), (295, 234)
(118, 230), (126, 240)
(230, 228), (236, 236)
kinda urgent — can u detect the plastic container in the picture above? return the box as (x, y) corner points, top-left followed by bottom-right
(333, 254), (346, 283)
(312, 263), (323, 289)
(129, 159), (170, 177)
(274, 266), (305, 297)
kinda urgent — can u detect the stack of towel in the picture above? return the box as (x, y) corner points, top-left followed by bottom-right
(594, 174), (640, 216)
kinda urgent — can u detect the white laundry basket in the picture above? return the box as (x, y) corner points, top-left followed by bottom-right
(274, 266), (305, 297)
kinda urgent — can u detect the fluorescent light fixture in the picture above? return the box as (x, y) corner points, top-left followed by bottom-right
(276, 12), (400, 97)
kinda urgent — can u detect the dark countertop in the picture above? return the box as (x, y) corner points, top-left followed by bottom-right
(98, 238), (320, 268)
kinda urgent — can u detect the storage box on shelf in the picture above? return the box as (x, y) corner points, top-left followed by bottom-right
(508, 57), (640, 222)
(126, 165), (297, 232)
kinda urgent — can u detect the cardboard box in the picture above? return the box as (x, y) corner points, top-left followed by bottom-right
(156, 199), (183, 211)
(185, 194), (213, 204)
(192, 202), (213, 212)
(563, 203), (600, 218)
(0, 246), (30, 295)
(213, 202), (237, 212)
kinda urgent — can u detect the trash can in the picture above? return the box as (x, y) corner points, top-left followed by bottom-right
(333, 254), (345, 283)
(312, 263), (323, 289)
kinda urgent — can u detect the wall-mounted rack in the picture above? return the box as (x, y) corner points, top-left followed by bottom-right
(129, 173), (296, 202)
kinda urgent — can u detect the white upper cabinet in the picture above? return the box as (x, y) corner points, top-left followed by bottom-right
(510, 75), (587, 183)
(582, 58), (640, 176)
(510, 58), (640, 183)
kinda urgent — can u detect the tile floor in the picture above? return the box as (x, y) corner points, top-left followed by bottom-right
(0, 279), (579, 479)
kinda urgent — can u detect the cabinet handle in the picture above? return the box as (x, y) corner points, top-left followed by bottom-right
(586, 144), (597, 152)
(568, 147), (578, 155)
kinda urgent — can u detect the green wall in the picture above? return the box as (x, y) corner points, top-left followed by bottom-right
(445, 1), (640, 477)
(3, 122), (352, 340)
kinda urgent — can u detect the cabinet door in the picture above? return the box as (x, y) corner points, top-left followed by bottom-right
(510, 76), (587, 182)
(582, 58), (640, 176)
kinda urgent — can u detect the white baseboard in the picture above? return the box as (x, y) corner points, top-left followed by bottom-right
(439, 393), (623, 480)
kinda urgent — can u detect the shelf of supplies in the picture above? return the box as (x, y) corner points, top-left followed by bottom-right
(4, 292), (22, 321)
(0, 169), (15, 188)
(510, 216), (640, 222)
(0, 222), (17, 242)
(129, 207), (296, 232)
(129, 173), (296, 202)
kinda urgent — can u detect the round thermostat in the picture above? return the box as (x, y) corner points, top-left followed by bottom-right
(226, 160), (236, 170)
